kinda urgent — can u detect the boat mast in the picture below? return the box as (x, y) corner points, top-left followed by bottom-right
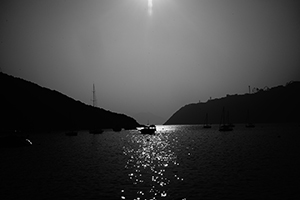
(220, 107), (225, 127)
(92, 84), (97, 107)
(205, 113), (208, 125)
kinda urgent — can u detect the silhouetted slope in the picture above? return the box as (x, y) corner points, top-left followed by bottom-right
(164, 82), (300, 125)
(0, 72), (139, 131)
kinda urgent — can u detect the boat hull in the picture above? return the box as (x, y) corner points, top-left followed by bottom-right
(219, 125), (233, 132)
(245, 124), (255, 128)
(202, 125), (212, 129)
(65, 131), (78, 136)
(89, 129), (103, 134)
(140, 129), (156, 135)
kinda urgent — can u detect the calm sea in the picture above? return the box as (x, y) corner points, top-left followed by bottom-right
(1, 124), (299, 199)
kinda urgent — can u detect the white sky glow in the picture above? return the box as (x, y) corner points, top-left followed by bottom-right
(1, 0), (300, 124)
(148, 0), (153, 15)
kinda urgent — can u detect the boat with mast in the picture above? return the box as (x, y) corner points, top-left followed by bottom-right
(227, 111), (235, 128)
(245, 109), (255, 128)
(89, 84), (103, 134)
(202, 113), (212, 129)
(219, 107), (233, 131)
(112, 126), (122, 132)
(65, 109), (78, 136)
(65, 130), (77, 136)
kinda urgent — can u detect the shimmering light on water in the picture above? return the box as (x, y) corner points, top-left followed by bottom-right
(1, 124), (299, 199)
(122, 126), (184, 199)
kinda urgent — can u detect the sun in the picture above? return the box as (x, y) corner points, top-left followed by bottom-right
(148, 0), (153, 15)
(148, 0), (153, 8)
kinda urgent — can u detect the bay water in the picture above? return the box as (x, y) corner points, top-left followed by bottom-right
(1, 124), (299, 199)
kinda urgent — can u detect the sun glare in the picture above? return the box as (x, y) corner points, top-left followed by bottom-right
(148, 0), (153, 8)
(148, 0), (153, 15)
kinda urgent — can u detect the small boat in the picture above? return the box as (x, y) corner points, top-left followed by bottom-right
(65, 131), (78, 136)
(112, 127), (122, 132)
(89, 129), (103, 134)
(219, 124), (233, 132)
(245, 123), (255, 128)
(245, 109), (255, 128)
(219, 107), (233, 132)
(140, 124), (156, 135)
(202, 113), (212, 129)
(227, 111), (235, 127)
(203, 124), (212, 129)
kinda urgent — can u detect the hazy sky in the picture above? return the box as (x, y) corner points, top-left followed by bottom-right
(1, 0), (300, 124)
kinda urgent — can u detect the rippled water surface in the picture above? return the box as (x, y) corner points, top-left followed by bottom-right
(1, 124), (299, 199)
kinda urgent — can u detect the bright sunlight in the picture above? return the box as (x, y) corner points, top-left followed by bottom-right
(148, 0), (153, 15)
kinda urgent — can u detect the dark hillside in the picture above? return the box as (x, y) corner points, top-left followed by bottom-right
(0, 72), (139, 131)
(164, 82), (300, 125)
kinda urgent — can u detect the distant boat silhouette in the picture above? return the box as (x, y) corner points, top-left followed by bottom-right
(140, 124), (156, 135)
(89, 129), (103, 134)
(112, 127), (122, 132)
(202, 113), (212, 129)
(227, 111), (235, 128)
(65, 111), (78, 136)
(219, 107), (233, 132)
(65, 113), (78, 136)
(89, 84), (103, 134)
(245, 123), (255, 128)
(245, 109), (255, 128)
(65, 131), (78, 136)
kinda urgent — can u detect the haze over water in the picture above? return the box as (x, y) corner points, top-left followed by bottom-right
(1, 124), (299, 199)
(1, 0), (300, 124)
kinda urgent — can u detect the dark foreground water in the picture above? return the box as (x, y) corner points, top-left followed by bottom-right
(1, 124), (299, 199)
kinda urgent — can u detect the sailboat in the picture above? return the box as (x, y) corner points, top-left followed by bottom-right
(245, 109), (255, 128)
(219, 107), (233, 132)
(202, 113), (212, 129)
(89, 128), (103, 134)
(65, 110), (78, 136)
(89, 84), (103, 134)
(65, 130), (78, 136)
(65, 116), (78, 136)
(112, 126), (122, 132)
(226, 111), (235, 128)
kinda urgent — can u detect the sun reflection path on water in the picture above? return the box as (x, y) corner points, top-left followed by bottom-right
(122, 126), (184, 199)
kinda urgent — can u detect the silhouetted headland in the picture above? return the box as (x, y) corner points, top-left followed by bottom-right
(164, 81), (300, 125)
(0, 72), (140, 132)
